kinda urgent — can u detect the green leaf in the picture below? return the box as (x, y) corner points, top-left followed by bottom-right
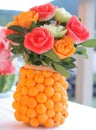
(11, 43), (25, 55)
(43, 49), (60, 62)
(30, 21), (37, 31)
(32, 60), (42, 65)
(75, 46), (88, 58)
(59, 57), (76, 70)
(40, 55), (52, 65)
(7, 34), (24, 43)
(60, 62), (77, 70)
(8, 25), (25, 34)
(61, 57), (76, 63)
(52, 63), (70, 77)
(81, 39), (96, 48)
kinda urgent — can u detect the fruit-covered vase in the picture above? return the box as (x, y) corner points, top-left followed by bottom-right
(12, 64), (69, 128)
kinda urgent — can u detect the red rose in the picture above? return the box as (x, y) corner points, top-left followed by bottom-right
(24, 27), (54, 54)
(66, 16), (90, 43)
(30, 3), (56, 21)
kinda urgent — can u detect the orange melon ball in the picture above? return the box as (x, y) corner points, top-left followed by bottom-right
(47, 108), (55, 118)
(45, 99), (54, 109)
(36, 104), (46, 114)
(21, 96), (29, 105)
(38, 113), (48, 124)
(54, 112), (62, 122)
(44, 77), (54, 86)
(12, 101), (21, 110)
(45, 86), (54, 97)
(14, 111), (21, 121)
(29, 87), (38, 96)
(34, 73), (44, 83)
(52, 72), (61, 81)
(36, 93), (47, 103)
(19, 78), (26, 87)
(21, 87), (28, 96)
(54, 121), (60, 126)
(54, 102), (63, 112)
(21, 115), (29, 124)
(44, 118), (54, 128)
(27, 97), (37, 108)
(60, 95), (68, 105)
(26, 69), (35, 78)
(30, 118), (39, 127)
(52, 92), (61, 102)
(42, 70), (52, 78)
(19, 67), (27, 78)
(26, 79), (36, 88)
(19, 105), (28, 114)
(13, 92), (22, 102)
(27, 108), (37, 118)
(53, 82), (62, 92)
(36, 84), (45, 92)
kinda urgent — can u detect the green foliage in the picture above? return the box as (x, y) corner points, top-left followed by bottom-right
(43, 49), (60, 62)
(52, 63), (70, 77)
(8, 25), (26, 34)
(82, 39), (96, 48)
(75, 46), (88, 58)
(60, 57), (77, 70)
(7, 34), (24, 43)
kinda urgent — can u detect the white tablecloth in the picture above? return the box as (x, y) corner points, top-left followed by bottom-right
(0, 92), (96, 130)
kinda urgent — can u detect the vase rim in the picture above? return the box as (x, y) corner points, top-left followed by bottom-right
(24, 64), (56, 72)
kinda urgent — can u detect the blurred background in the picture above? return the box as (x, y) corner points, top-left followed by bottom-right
(0, 0), (96, 107)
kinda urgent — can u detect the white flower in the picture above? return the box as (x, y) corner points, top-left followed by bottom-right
(54, 8), (72, 22)
(42, 24), (67, 38)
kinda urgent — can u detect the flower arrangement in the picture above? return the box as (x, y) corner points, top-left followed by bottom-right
(0, 26), (16, 93)
(5, 3), (96, 128)
(6, 3), (96, 77)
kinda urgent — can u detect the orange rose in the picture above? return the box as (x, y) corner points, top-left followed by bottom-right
(53, 36), (76, 59)
(7, 11), (39, 28)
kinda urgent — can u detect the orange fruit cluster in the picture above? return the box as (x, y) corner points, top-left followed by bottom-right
(12, 66), (68, 128)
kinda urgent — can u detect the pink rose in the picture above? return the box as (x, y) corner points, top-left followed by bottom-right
(0, 42), (15, 75)
(0, 59), (15, 75)
(0, 26), (15, 75)
(66, 16), (90, 43)
(24, 27), (54, 54)
(30, 3), (56, 21)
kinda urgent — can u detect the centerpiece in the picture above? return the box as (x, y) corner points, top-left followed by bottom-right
(6, 3), (96, 128)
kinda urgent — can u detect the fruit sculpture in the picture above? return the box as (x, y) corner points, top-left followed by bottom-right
(6, 2), (96, 128)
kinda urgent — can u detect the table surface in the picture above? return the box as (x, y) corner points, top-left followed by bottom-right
(0, 92), (96, 130)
